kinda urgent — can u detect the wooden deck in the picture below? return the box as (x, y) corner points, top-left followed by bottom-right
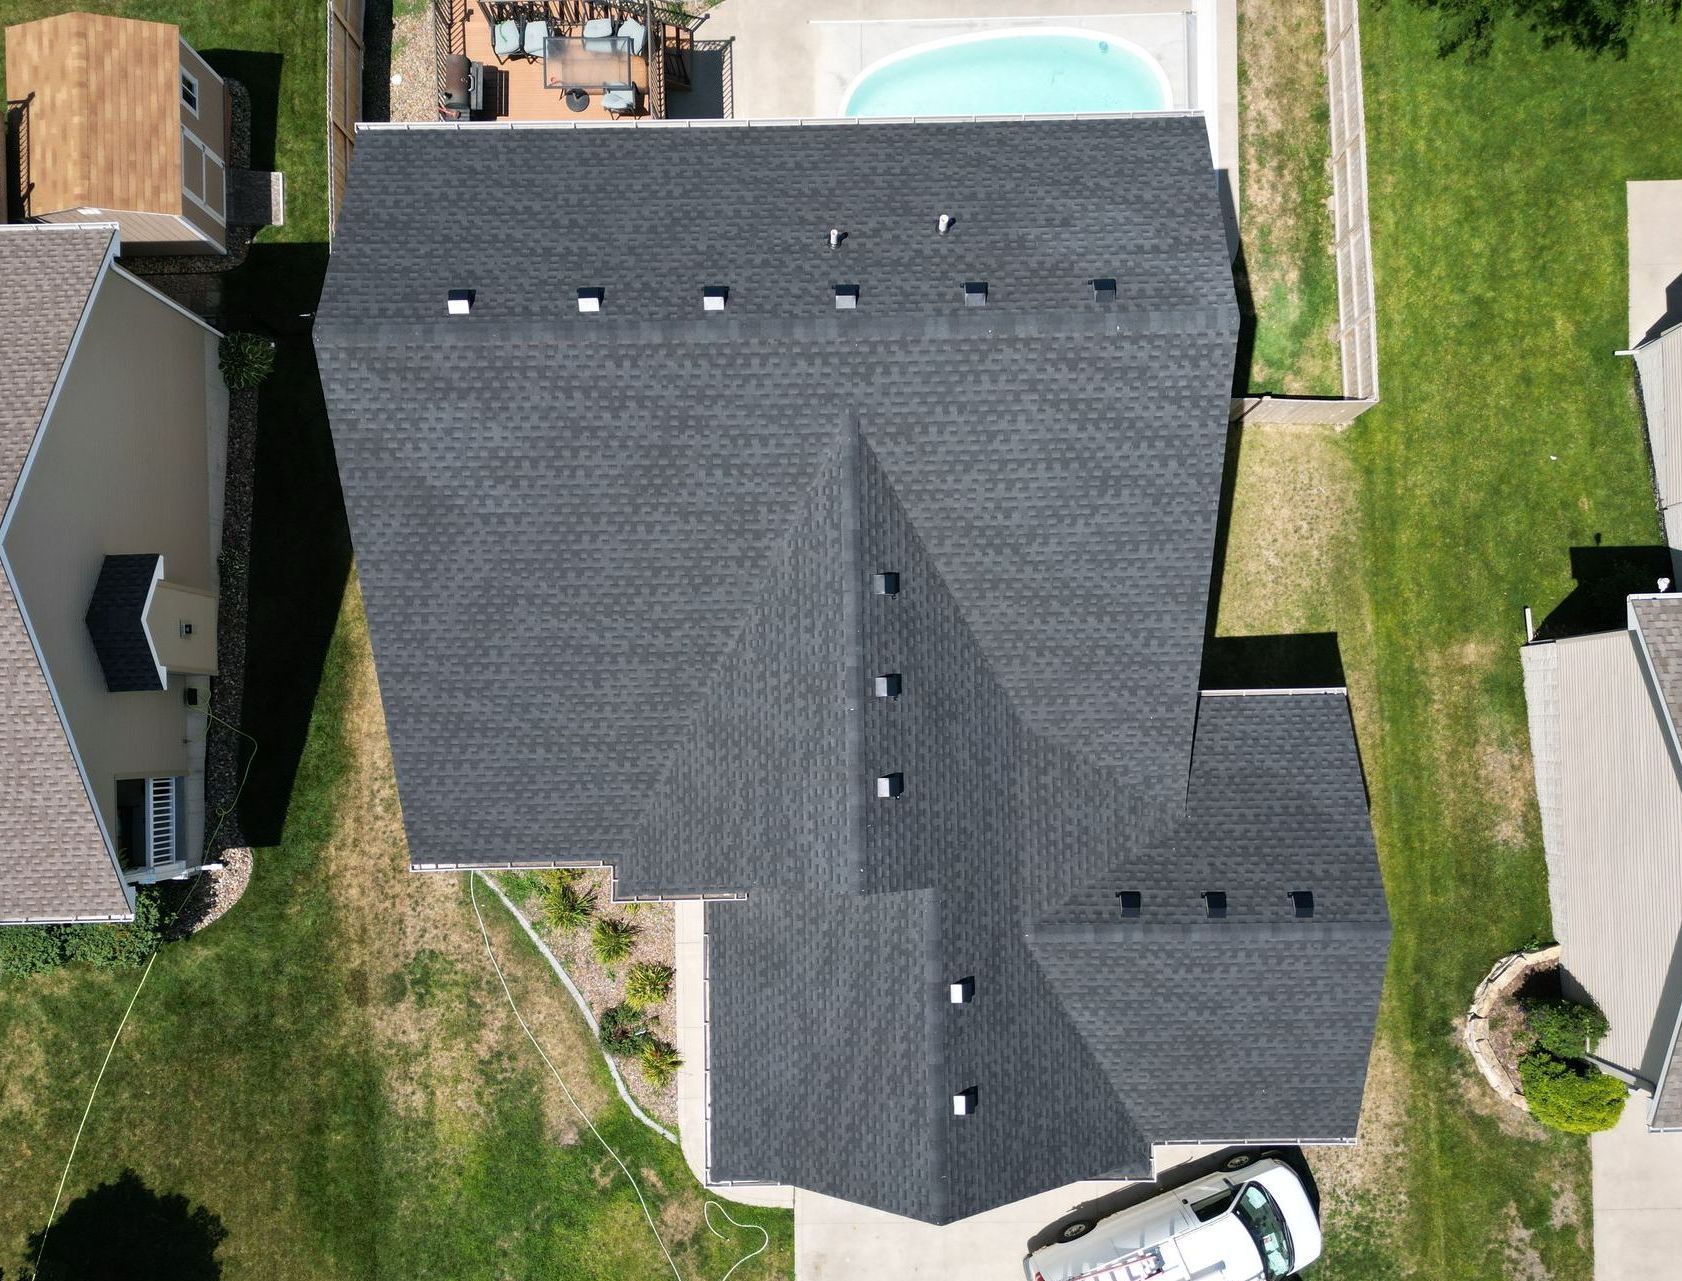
(457, 2), (651, 122)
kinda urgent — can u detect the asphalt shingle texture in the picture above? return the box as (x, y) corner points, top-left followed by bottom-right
(0, 225), (131, 923)
(85, 554), (164, 693)
(317, 117), (1389, 1222)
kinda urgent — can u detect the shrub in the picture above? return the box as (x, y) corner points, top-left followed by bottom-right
(1520, 1051), (1627, 1134)
(598, 1003), (649, 1057)
(640, 1038), (683, 1088)
(1525, 996), (1610, 1060)
(0, 925), (66, 978)
(625, 962), (674, 1009)
(217, 331), (276, 390)
(541, 880), (596, 932)
(591, 915), (639, 965)
(59, 888), (163, 969)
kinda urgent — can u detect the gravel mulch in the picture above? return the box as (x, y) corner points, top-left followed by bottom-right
(388, 2), (439, 123)
(204, 386), (257, 859)
(504, 869), (680, 1128)
(166, 848), (255, 939)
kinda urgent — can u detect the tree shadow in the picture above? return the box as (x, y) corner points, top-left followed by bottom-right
(1410, 0), (1681, 60)
(1532, 544), (1674, 641)
(21, 1169), (227, 1281)
(199, 50), (283, 170)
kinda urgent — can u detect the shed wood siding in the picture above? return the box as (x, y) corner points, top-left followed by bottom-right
(2, 268), (221, 851)
(1523, 631), (1682, 1086)
(34, 206), (207, 247)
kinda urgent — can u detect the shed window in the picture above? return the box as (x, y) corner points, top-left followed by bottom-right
(181, 69), (199, 115)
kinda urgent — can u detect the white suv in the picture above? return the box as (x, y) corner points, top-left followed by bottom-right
(1025, 1156), (1322, 1281)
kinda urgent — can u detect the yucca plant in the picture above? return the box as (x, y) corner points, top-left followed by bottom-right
(217, 331), (275, 389)
(640, 1038), (683, 1087)
(598, 1003), (648, 1057)
(625, 962), (675, 1009)
(541, 880), (596, 932)
(591, 915), (639, 965)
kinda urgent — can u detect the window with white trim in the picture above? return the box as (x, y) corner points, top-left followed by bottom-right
(181, 68), (199, 115)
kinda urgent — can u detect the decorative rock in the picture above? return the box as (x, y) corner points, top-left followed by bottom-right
(1463, 944), (1563, 1110)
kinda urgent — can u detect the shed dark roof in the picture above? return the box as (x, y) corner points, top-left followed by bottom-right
(85, 553), (163, 692)
(317, 117), (1389, 1222)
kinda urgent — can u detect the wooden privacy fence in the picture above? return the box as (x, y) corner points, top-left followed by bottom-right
(327, 0), (366, 240)
(1239, 0), (1379, 427)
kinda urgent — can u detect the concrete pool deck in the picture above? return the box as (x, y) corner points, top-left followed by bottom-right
(701, 0), (1239, 219)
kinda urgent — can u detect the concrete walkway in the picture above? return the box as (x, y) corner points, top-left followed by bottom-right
(1592, 1102), (1682, 1281)
(1626, 180), (1682, 349)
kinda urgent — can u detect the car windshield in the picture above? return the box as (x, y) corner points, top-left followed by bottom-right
(1232, 1184), (1293, 1281)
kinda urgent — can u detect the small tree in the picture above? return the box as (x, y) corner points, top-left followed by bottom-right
(640, 1038), (683, 1088)
(541, 880), (596, 933)
(591, 915), (639, 965)
(625, 962), (675, 1009)
(217, 332), (275, 390)
(1525, 997), (1610, 1061)
(598, 1003), (648, 1057)
(1519, 1051), (1627, 1134)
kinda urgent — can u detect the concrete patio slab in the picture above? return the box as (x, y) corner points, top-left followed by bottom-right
(1592, 1101), (1682, 1281)
(701, 0), (1238, 220)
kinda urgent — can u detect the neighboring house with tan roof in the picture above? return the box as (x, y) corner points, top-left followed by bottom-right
(0, 223), (226, 924)
(4, 12), (231, 253)
(1521, 592), (1682, 1128)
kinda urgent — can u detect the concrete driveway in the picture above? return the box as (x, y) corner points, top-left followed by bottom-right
(1593, 1103), (1682, 1281)
(792, 1145), (1274, 1280)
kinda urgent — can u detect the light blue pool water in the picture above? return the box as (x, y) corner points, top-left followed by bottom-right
(842, 31), (1171, 118)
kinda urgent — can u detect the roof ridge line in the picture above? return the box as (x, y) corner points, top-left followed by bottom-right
(1033, 918), (1391, 942)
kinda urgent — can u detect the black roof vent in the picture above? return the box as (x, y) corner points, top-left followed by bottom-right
(1093, 277), (1117, 303)
(446, 288), (475, 315)
(1290, 890), (1315, 919)
(874, 673), (903, 699)
(963, 280), (988, 307)
(834, 283), (859, 310)
(1117, 890), (1142, 918)
(1203, 891), (1228, 920)
(577, 286), (605, 313)
(874, 571), (900, 595)
(703, 285), (728, 312)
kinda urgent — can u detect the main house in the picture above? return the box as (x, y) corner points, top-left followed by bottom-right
(5, 13), (232, 253)
(316, 115), (1390, 1222)
(0, 225), (225, 923)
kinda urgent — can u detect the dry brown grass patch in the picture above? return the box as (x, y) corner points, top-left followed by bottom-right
(1310, 1033), (1409, 1244)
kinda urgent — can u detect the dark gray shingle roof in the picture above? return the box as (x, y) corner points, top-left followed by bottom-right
(317, 117), (1387, 1222)
(85, 554), (164, 693)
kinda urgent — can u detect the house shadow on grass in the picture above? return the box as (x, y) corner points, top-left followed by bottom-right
(224, 242), (354, 844)
(198, 50), (283, 171)
(1531, 544), (1675, 642)
(20, 1169), (227, 1281)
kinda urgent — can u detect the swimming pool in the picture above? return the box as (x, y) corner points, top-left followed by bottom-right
(841, 28), (1173, 119)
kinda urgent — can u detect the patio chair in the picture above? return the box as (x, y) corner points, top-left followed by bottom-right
(616, 17), (647, 56)
(601, 84), (638, 117)
(522, 15), (549, 59)
(490, 17), (522, 62)
(581, 17), (616, 52)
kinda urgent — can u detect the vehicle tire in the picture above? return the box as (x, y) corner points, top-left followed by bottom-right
(1221, 1152), (1256, 1172)
(1057, 1219), (1096, 1242)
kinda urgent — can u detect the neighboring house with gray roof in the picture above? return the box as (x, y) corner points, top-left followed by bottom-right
(1522, 593), (1682, 1129)
(316, 114), (1390, 1222)
(0, 224), (226, 924)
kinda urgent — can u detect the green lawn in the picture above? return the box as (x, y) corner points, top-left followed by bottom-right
(0, 584), (793, 1279)
(1216, 5), (1681, 1278)
(1236, 0), (1342, 395)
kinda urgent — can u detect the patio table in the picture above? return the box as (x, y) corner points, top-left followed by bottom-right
(543, 35), (634, 92)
